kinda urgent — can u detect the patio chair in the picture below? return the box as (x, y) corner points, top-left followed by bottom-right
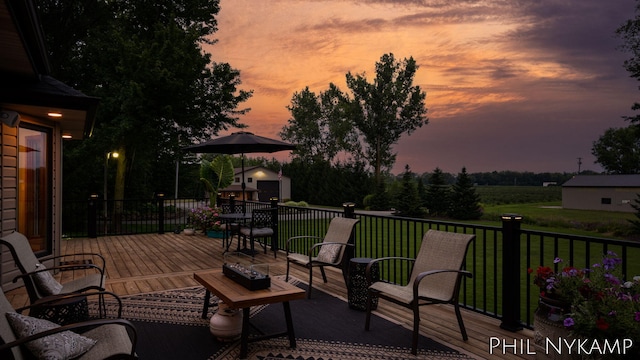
(0, 231), (106, 306)
(0, 288), (137, 359)
(364, 229), (475, 355)
(238, 208), (277, 257)
(285, 217), (359, 298)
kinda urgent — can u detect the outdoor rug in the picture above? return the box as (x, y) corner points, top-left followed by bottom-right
(101, 277), (474, 359)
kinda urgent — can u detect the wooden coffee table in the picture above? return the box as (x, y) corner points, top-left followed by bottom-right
(194, 270), (306, 359)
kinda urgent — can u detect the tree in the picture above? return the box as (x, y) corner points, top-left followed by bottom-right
(280, 85), (357, 163)
(448, 167), (482, 220)
(617, 0), (640, 123)
(425, 167), (451, 217)
(346, 53), (428, 184)
(396, 165), (423, 217)
(629, 193), (640, 234)
(38, 0), (252, 202)
(592, 126), (640, 174)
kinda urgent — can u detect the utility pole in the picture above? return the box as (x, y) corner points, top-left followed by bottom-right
(577, 157), (582, 174)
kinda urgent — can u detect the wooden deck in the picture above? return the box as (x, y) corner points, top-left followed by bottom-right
(5, 233), (535, 360)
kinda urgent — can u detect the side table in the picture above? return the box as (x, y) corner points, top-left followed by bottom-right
(348, 257), (379, 311)
(30, 295), (89, 325)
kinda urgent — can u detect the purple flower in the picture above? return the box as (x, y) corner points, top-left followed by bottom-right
(564, 317), (575, 328)
(604, 273), (621, 285)
(635, 312), (640, 322)
(554, 257), (562, 264)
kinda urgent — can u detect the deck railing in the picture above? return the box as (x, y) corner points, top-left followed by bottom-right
(62, 198), (640, 330)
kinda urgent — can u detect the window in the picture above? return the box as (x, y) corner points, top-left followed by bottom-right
(601, 198), (612, 205)
(18, 124), (52, 254)
(248, 177), (253, 183)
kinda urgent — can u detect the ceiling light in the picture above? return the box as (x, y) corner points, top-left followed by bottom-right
(47, 112), (63, 118)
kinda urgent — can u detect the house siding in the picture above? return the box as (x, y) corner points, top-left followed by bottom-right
(1, 124), (20, 288)
(562, 186), (639, 212)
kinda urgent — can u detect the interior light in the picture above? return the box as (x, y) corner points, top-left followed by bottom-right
(47, 112), (63, 118)
(62, 134), (72, 139)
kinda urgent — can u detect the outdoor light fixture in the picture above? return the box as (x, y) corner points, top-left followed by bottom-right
(47, 112), (63, 117)
(1, 110), (20, 127)
(62, 133), (72, 139)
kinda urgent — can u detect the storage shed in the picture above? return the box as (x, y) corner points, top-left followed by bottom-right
(562, 175), (640, 212)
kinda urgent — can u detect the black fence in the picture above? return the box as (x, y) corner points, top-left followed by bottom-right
(62, 198), (640, 330)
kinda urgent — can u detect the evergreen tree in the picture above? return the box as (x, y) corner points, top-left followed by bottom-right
(448, 167), (483, 220)
(425, 168), (451, 217)
(417, 176), (427, 208)
(396, 165), (424, 217)
(629, 193), (640, 234)
(369, 181), (392, 211)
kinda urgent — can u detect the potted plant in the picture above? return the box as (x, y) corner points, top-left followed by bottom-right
(529, 252), (640, 358)
(187, 207), (223, 237)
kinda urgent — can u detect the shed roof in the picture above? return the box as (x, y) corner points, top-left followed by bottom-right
(562, 174), (640, 188)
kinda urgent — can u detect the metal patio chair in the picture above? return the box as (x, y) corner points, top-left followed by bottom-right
(285, 217), (359, 298)
(0, 231), (106, 305)
(364, 229), (475, 355)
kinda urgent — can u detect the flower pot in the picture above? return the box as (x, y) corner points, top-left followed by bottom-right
(183, 228), (195, 236)
(207, 230), (224, 238)
(533, 296), (572, 360)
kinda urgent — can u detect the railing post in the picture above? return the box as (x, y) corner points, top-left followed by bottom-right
(342, 202), (356, 285)
(270, 197), (279, 255)
(88, 194), (99, 238)
(500, 213), (523, 331)
(156, 191), (166, 234)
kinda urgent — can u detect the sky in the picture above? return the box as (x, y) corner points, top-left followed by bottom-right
(206, 0), (639, 175)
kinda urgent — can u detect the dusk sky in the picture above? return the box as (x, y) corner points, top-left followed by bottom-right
(206, 0), (639, 175)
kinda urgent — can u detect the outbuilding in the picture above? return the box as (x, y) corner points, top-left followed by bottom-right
(562, 174), (640, 212)
(219, 166), (291, 202)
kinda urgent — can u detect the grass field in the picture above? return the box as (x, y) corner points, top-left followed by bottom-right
(474, 186), (637, 240)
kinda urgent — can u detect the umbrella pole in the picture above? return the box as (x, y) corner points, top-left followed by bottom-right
(241, 154), (246, 214)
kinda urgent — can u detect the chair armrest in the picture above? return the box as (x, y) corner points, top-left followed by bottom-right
(0, 318), (137, 357)
(365, 256), (415, 284)
(285, 235), (324, 253)
(413, 269), (473, 299)
(12, 263), (104, 285)
(16, 291), (124, 318)
(51, 252), (106, 271)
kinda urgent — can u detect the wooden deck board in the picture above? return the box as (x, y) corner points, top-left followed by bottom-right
(5, 233), (535, 360)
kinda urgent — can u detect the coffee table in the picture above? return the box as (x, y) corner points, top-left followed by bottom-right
(194, 270), (306, 359)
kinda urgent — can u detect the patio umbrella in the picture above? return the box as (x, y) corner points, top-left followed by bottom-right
(183, 131), (296, 212)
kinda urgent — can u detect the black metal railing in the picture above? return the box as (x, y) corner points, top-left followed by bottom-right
(62, 198), (640, 330)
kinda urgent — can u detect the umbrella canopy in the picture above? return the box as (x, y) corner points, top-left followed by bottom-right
(183, 131), (296, 211)
(182, 131), (296, 155)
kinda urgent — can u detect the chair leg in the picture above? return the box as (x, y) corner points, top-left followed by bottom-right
(319, 266), (327, 283)
(454, 303), (469, 341)
(307, 266), (314, 298)
(365, 290), (373, 331)
(412, 306), (420, 355)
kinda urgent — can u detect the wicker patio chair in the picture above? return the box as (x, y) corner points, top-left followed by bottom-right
(364, 229), (475, 355)
(285, 217), (359, 298)
(0, 231), (106, 305)
(0, 288), (137, 359)
(238, 208), (278, 258)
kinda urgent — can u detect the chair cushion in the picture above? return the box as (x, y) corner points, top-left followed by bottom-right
(6, 312), (96, 360)
(239, 227), (273, 237)
(316, 244), (341, 264)
(33, 264), (63, 296)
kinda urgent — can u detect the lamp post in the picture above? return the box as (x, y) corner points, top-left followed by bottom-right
(104, 151), (119, 232)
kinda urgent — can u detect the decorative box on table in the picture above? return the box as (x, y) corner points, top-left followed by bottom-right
(222, 252), (270, 290)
